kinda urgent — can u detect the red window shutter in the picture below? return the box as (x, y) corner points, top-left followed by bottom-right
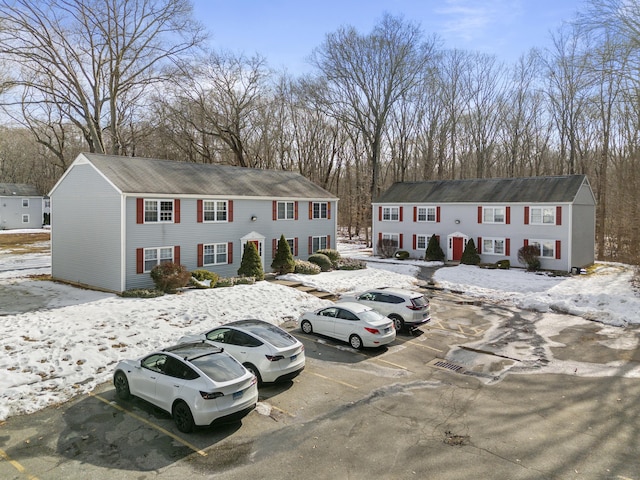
(413, 234), (417, 250)
(556, 206), (562, 225)
(413, 206), (417, 222)
(294, 201), (298, 220)
(228, 242), (233, 264)
(272, 201), (277, 221)
(197, 244), (203, 267)
(136, 198), (144, 224)
(327, 202), (331, 220)
(378, 206), (382, 221)
(399, 234), (403, 249)
(506, 238), (511, 256)
(437, 206), (441, 223)
(174, 200), (180, 223)
(477, 206), (482, 223)
(197, 199), (203, 223)
(378, 232), (382, 246)
(556, 240), (561, 259)
(308, 236), (312, 255)
(272, 238), (277, 256)
(174, 246), (180, 265)
(399, 207), (403, 222)
(309, 202), (313, 220)
(506, 206), (511, 224)
(327, 234), (331, 249)
(294, 237), (298, 256)
(524, 206), (530, 225)
(478, 237), (482, 253)
(524, 239), (529, 247)
(228, 200), (233, 222)
(136, 248), (144, 273)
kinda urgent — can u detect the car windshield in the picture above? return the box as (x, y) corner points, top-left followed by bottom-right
(242, 323), (295, 348)
(411, 296), (428, 307)
(358, 309), (387, 324)
(190, 353), (247, 382)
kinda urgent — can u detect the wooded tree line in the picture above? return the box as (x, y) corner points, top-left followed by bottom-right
(1, 0), (640, 263)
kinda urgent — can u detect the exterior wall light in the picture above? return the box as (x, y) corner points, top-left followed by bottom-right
(251, 215), (257, 221)
(455, 219), (461, 224)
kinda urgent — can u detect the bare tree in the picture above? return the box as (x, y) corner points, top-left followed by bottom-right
(0, 0), (205, 161)
(307, 13), (437, 200)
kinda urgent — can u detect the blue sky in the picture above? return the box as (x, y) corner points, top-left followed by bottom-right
(192, 0), (585, 73)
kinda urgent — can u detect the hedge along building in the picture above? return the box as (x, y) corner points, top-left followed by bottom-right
(49, 153), (338, 292)
(372, 175), (595, 272)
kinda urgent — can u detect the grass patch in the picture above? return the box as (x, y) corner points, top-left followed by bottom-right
(0, 232), (50, 254)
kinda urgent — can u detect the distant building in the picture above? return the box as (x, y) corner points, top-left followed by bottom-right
(372, 175), (596, 272)
(0, 183), (45, 230)
(49, 153), (338, 292)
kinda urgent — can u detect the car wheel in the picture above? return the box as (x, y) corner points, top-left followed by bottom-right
(349, 334), (363, 350)
(243, 363), (262, 385)
(389, 314), (404, 332)
(301, 319), (313, 334)
(173, 401), (195, 433)
(114, 371), (131, 400)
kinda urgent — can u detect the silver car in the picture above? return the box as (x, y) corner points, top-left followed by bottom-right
(338, 287), (431, 332)
(113, 342), (258, 433)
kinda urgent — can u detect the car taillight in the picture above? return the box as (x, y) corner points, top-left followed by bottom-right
(406, 305), (423, 311)
(364, 327), (380, 334)
(200, 391), (224, 400)
(266, 354), (285, 362)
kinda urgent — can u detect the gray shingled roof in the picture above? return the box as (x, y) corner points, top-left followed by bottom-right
(0, 183), (41, 196)
(374, 175), (589, 204)
(83, 153), (336, 199)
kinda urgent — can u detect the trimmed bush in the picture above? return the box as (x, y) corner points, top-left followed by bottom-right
(316, 248), (341, 267)
(150, 262), (191, 293)
(294, 259), (321, 274)
(518, 245), (541, 271)
(460, 239), (481, 265)
(336, 258), (367, 270)
(120, 288), (164, 298)
(377, 238), (397, 258)
(394, 250), (410, 260)
(214, 277), (234, 288)
(234, 276), (256, 285)
(271, 235), (295, 274)
(190, 269), (219, 288)
(496, 259), (510, 270)
(308, 253), (332, 272)
(238, 242), (264, 280)
(425, 234), (445, 261)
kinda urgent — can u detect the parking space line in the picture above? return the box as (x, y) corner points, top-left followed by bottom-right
(407, 340), (443, 352)
(373, 358), (410, 371)
(0, 447), (39, 480)
(308, 371), (359, 390)
(89, 392), (208, 457)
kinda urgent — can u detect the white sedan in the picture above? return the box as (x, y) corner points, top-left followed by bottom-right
(179, 319), (305, 384)
(299, 302), (396, 349)
(113, 342), (258, 433)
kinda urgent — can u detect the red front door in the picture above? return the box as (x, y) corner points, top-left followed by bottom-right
(452, 237), (464, 261)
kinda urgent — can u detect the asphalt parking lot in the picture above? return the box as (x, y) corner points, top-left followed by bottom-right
(1, 293), (639, 480)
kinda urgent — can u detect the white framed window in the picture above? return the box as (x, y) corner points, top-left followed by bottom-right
(482, 237), (505, 255)
(417, 207), (436, 222)
(203, 243), (228, 265)
(529, 240), (556, 258)
(312, 202), (328, 219)
(530, 207), (555, 225)
(203, 200), (228, 222)
(44, 199), (50, 208)
(417, 234), (428, 250)
(145, 200), (173, 223)
(382, 206), (399, 221)
(312, 236), (328, 252)
(483, 206), (505, 224)
(22, 199), (29, 208)
(381, 233), (399, 248)
(286, 238), (295, 253)
(278, 201), (295, 220)
(144, 247), (173, 272)
(22, 214), (29, 223)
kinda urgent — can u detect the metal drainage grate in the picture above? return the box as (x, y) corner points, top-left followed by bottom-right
(427, 358), (466, 374)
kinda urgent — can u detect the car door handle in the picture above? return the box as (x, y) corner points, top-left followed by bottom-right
(173, 385), (180, 388)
